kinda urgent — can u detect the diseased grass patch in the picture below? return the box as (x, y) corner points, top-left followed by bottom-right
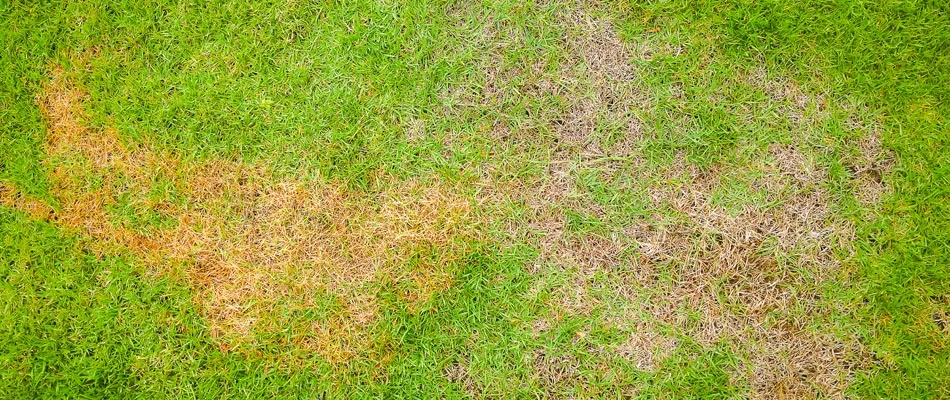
(455, 3), (891, 396)
(1, 64), (480, 364)
(1, 0), (943, 396)
(625, 148), (866, 398)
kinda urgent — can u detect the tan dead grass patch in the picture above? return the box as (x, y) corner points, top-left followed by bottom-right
(480, 58), (876, 397)
(452, 5), (885, 395)
(477, 6), (651, 266)
(452, 12), (654, 316)
(531, 349), (581, 394)
(750, 64), (894, 208)
(748, 66), (830, 128)
(491, 18), (879, 393)
(1, 65), (479, 364)
(443, 359), (479, 396)
(615, 324), (678, 372)
(460, 4), (649, 162)
(613, 148), (868, 398)
(456, 9), (879, 394)
(848, 130), (894, 206)
(554, 7), (648, 159)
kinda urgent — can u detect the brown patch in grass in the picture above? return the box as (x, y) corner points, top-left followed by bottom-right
(459, 5), (647, 162)
(498, 196), (630, 277)
(748, 66), (894, 209)
(443, 359), (479, 396)
(553, 8), (647, 159)
(934, 307), (950, 336)
(4, 65), (478, 364)
(492, 141), (872, 395)
(464, 8), (878, 396)
(848, 131), (894, 206)
(453, 10), (652, 303)
(483, 9), (649, 273)
(554, 274), (601, 317)
(615, 324), (677, 372)
(747, 66), (829, 128)
(0, 186), (55, 220)
(452, 6), (886, 395)
(531, 349), (581, 394)
(617, 148), (865, 398)
(564, 8), (633, 82)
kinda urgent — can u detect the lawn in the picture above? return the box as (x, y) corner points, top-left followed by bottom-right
(1, 0), (948, 398)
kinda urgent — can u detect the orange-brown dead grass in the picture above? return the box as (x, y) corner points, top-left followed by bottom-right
(0, 66), (478, 364)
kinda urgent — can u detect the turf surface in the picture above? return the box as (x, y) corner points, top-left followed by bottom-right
(1, 0), (948, 398)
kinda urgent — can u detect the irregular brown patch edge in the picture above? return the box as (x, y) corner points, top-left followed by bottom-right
(6, 61), (480, 365)
(473, 10), (877, 398)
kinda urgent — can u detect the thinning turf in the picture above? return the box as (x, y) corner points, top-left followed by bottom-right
(2, 0), (948, 398)
(624, 1), (950, 396)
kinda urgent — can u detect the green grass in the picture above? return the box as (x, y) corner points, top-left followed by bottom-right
(2, 0), (948, 398)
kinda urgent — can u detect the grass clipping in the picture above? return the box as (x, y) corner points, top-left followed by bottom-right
(0, 66), (478, 363)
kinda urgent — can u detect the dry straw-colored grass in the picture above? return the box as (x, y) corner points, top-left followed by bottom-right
(1, 65), (478, 364)
(474, 5), (652, 271)
(624, 149), (865, 398)
(443, 358), (479, 396)
(467, 7), (879, 397)
(555, 7), (648, 154)
(531, 349), (581, 396)
(1, 8), (892, 392)
(614, 326), (678, 372)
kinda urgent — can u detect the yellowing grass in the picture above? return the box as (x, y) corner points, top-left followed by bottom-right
(1, 65), (479, 364)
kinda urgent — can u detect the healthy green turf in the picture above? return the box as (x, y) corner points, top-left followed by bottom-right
(2, 0), (948, 398)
